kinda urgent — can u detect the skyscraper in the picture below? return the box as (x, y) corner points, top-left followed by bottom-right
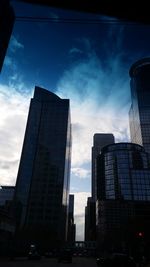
(96, 142), (150, 252)
(97, 143), (150, 201)
(13, 86), (72, 250)
(67, 194), (76, 243)
(92, 133), (115, 201)
(84, 197), (96, 241)
(129, 58), (150, 154)
(84, 134), (114, 243)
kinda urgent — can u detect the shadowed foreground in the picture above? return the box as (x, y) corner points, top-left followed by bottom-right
(0, 256), (97, 267)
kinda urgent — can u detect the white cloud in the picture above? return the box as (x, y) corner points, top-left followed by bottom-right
(56, 51), (131, 172)
(69, 47), (83, 55)
(71, 167), (90, 179)
(3, 35), (24, 74)
(9, 36), (24, 53)
(3, 56), (13, 67)
(0, 84), (31, 186)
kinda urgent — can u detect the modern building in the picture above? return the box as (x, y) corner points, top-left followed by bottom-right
(85, 134), (114, 244)
(67, 194), (76, 244)
(0, 207), (15, 256)
(96, 142), (150, 253)
(96, 199), (150, 256)
(92, 133), (115, 201)
(96, 142), (150, 201)
(129, 58), (150, 155)
(0, 186), (15, 206)
(84, 197), (96, 242)
(0, 0), (15, 72)
(13, 86), (72, 251)
(0, 186), (15, 256)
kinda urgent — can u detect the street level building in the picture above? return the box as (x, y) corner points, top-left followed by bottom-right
(0, 186), (15, 206)
(0, 186), (15, 256)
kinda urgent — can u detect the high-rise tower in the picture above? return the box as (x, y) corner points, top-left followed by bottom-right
(84, 133), (114, 243)
(14, 86), (72, 250)
(96, 142), (150, 252)
(129, 58), (150, 154)
(96, 142), (150, 201)
(67, 194), (76, 243)
(92, 133), (115, 201)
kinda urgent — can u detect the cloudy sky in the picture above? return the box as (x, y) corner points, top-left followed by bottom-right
(1, 1), (150, 240)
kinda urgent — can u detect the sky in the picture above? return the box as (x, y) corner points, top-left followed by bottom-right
(1, 1), (150, 241)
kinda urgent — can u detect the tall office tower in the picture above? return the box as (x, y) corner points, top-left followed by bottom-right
(84, 197), (96, 241)
(0, 0), (15, 72)
(92, 133), (115, 201)
(97, 142), (150, 201)
(96, 142), (150, 252)
(13, 86), (72, 250)
(129, 58), (150, 155)
(67, 194), (76, 243)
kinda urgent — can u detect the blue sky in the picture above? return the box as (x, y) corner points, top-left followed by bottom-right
(1, 1), (150, 240)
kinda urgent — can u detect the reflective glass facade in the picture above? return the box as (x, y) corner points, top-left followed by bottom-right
(97, 143), (150, 201)
(14, 87), (72, 248)
(96, 142), (150, 252)
(129, 58), (150, 155)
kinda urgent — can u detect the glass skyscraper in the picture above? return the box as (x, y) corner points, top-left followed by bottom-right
(97, 143), (150, 201)
(129, 58), (150, 155)
(13, 86), (72, 250)
(96, 142), (150, 252)
(84, 134), (114, 243)
(92, 133), (115, 201)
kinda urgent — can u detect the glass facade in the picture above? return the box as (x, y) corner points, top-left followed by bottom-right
(14, 87), (72, 248)
(96, 142), (150, 252)
(97, 142), (150, 201)
(129, 58), (150, 155)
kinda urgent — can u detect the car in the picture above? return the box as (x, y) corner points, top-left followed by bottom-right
(58, 249), (72, 263)
(45, 250), (57, 258)
(28, 244), (41, 260)
(96, 252), (136, 267)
